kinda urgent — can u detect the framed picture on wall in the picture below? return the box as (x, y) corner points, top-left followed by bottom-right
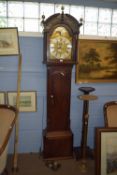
(7, 91), (37, 112)
(76, 39), (117, 83)
(0, 92), (6, 104)
(95, 127), (117, 175)
(0, 27), (20, 55)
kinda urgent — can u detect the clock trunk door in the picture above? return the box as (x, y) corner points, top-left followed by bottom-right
(47, 66), (72, 131)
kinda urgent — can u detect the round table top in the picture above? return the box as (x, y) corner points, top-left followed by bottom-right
(78, 94), (98, 101)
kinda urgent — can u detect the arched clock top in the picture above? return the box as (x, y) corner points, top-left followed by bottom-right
(42, 7), (82, 65)
(42, 13), (82, 35)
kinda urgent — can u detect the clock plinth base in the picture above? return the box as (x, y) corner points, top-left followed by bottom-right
(43, 129), (73, 160)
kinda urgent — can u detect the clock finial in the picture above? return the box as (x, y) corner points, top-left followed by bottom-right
(80, 18), (83, 24)
(41, 13), (45, 27)
(61, 5), (64, 14)
(79, 18), (83, 27)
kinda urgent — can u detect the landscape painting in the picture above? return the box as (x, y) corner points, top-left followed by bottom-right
(95, 128), (117, 175)
(101, 131), (117, 175)
(76, 39), (117, 83)
(0, 28), (19, 55)
(7, 91), (37, 112)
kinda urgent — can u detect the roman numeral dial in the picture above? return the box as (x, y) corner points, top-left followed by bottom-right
(49, 27), (72, 60)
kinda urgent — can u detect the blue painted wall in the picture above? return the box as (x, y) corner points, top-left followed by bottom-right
(0, 0), (117, 153)
(1, 35), (116, 154)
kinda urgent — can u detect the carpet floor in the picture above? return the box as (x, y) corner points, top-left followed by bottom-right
(7, 153), (95, 175)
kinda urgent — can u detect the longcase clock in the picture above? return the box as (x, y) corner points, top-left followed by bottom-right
(42, 7), (82, 159)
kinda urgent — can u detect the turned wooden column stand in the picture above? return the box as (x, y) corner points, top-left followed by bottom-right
(78, 87), (98, 173)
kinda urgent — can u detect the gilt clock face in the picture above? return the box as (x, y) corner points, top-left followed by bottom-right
(49, 27), (72, 60)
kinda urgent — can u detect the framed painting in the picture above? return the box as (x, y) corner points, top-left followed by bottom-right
(0, 27), (20, 55)
(7, 91), (37, 112)
(0, 92), (6, 104)
(95, 127), (117, 175)
(76, 39), (117, 83)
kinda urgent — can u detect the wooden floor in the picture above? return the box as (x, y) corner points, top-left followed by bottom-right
(6, 153), (95, 175)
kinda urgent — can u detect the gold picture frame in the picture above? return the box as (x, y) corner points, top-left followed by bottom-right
(95, 127), (117, 175)
(76, 39), (117, 83)
(0, 27), (20, 55)
(0, 92), (6, 104)
(7, 91), (37, 112)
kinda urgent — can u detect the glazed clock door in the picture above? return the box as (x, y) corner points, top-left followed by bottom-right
(49, 26), (72, 60)
(47, 66), (72, 131)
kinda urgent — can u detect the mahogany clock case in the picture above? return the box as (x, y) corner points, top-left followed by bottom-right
(43, 65), (73, 159)
(42, 11), (82, 159)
